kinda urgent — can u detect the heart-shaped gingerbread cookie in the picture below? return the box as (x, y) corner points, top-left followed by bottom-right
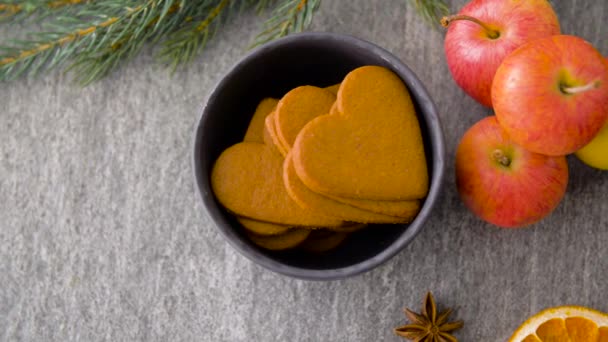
(237, 217), (290, 236)
(264, 112), (289, 156)
(321, 191), (420, 219)
(274, 86), (335, 150)
(283, 153), (412, 223)
(292, 66), (429, 201)
(324, 83), (341, 95)
(247, 228), (310, 251)
(244, 98), (278, 143)
(299, 229), (348, 253)
(211, 142), (343, 227)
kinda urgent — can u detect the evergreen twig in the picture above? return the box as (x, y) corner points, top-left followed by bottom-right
(406, 0), (449, 26)
(67, 0), (185, 84)
(1, 0), (94, 22)
(251, 0), (320, 48)
(0, 0), (450, 84)
(0, 15), (121, 81)
(157, 0), (231, 72)
(0, 2), (23, 20)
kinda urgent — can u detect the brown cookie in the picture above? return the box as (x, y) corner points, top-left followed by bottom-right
(324, 83), (341, 95)
(237, 217), (290, 236)
(244, 98), (278, 143)
(322, 193), (421, 219)
(299, 230), (348, 253)
(211, 142), (343, 227)
(283, 153), (411, 223)
(264, 113), (289, 157)
(327, 223), (368, 233)
(329, 102), (339, 115)
(274, 86), (335, 150)
(292, 66), (429, 201)
(247, 228), (310, 251)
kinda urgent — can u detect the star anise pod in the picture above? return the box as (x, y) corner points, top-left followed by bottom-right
(395, 292), (464, 342)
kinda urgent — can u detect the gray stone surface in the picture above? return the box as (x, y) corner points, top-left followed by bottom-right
(1, 0), (608, 341)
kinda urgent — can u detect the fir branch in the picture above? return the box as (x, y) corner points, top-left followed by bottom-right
(251, 0), (276, 13)
(0, 0), (185, 83)
(157, 0), (231, 72)
(0, 3), (21, 19)
(0, 0), (448, 84)
(67, 0), (185, 84)
(251, 0), (321, 48)
(47, 0), (87, 8)
(0, 0), (91, 21)
(406, 0), (449, 26)
(0, 15), (120, 80)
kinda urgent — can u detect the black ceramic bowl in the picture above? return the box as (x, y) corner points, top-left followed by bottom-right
(193, 32), (445, 280)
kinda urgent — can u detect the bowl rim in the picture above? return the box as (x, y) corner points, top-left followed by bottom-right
(192, 31), (446, 281)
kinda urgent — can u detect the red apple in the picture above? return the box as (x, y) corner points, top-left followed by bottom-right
(442, 0), (560, 107)
(455, 116), (568, 228)
(492, 35), (608, 156)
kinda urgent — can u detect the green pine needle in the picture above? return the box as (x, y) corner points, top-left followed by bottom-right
(157, 0), (231, 73)
(251, 0), (321, 48)
(0, 0), (449, 84)
(407, 0), (449, 26)
(67, 0), (185, 85)
(0, 0), (100, 23)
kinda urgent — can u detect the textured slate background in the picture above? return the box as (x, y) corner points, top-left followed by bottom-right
(1, 0), (607, 341)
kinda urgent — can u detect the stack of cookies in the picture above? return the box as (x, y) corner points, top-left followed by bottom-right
(211, 66), (429, 252)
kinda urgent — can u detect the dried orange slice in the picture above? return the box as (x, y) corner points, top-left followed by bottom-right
(509, 306), (608, 342)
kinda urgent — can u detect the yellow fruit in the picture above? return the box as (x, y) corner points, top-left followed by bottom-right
(575, 124), (608, 170)
(509, 306), (608, 342)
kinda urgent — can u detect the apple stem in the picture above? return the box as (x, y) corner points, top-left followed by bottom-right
(492, 149), (511, 167)
(561, 80), (601, 95)
(441, 14), (500, 39)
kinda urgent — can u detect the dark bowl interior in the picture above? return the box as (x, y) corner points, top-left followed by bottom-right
(193, 32), (445, 280)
